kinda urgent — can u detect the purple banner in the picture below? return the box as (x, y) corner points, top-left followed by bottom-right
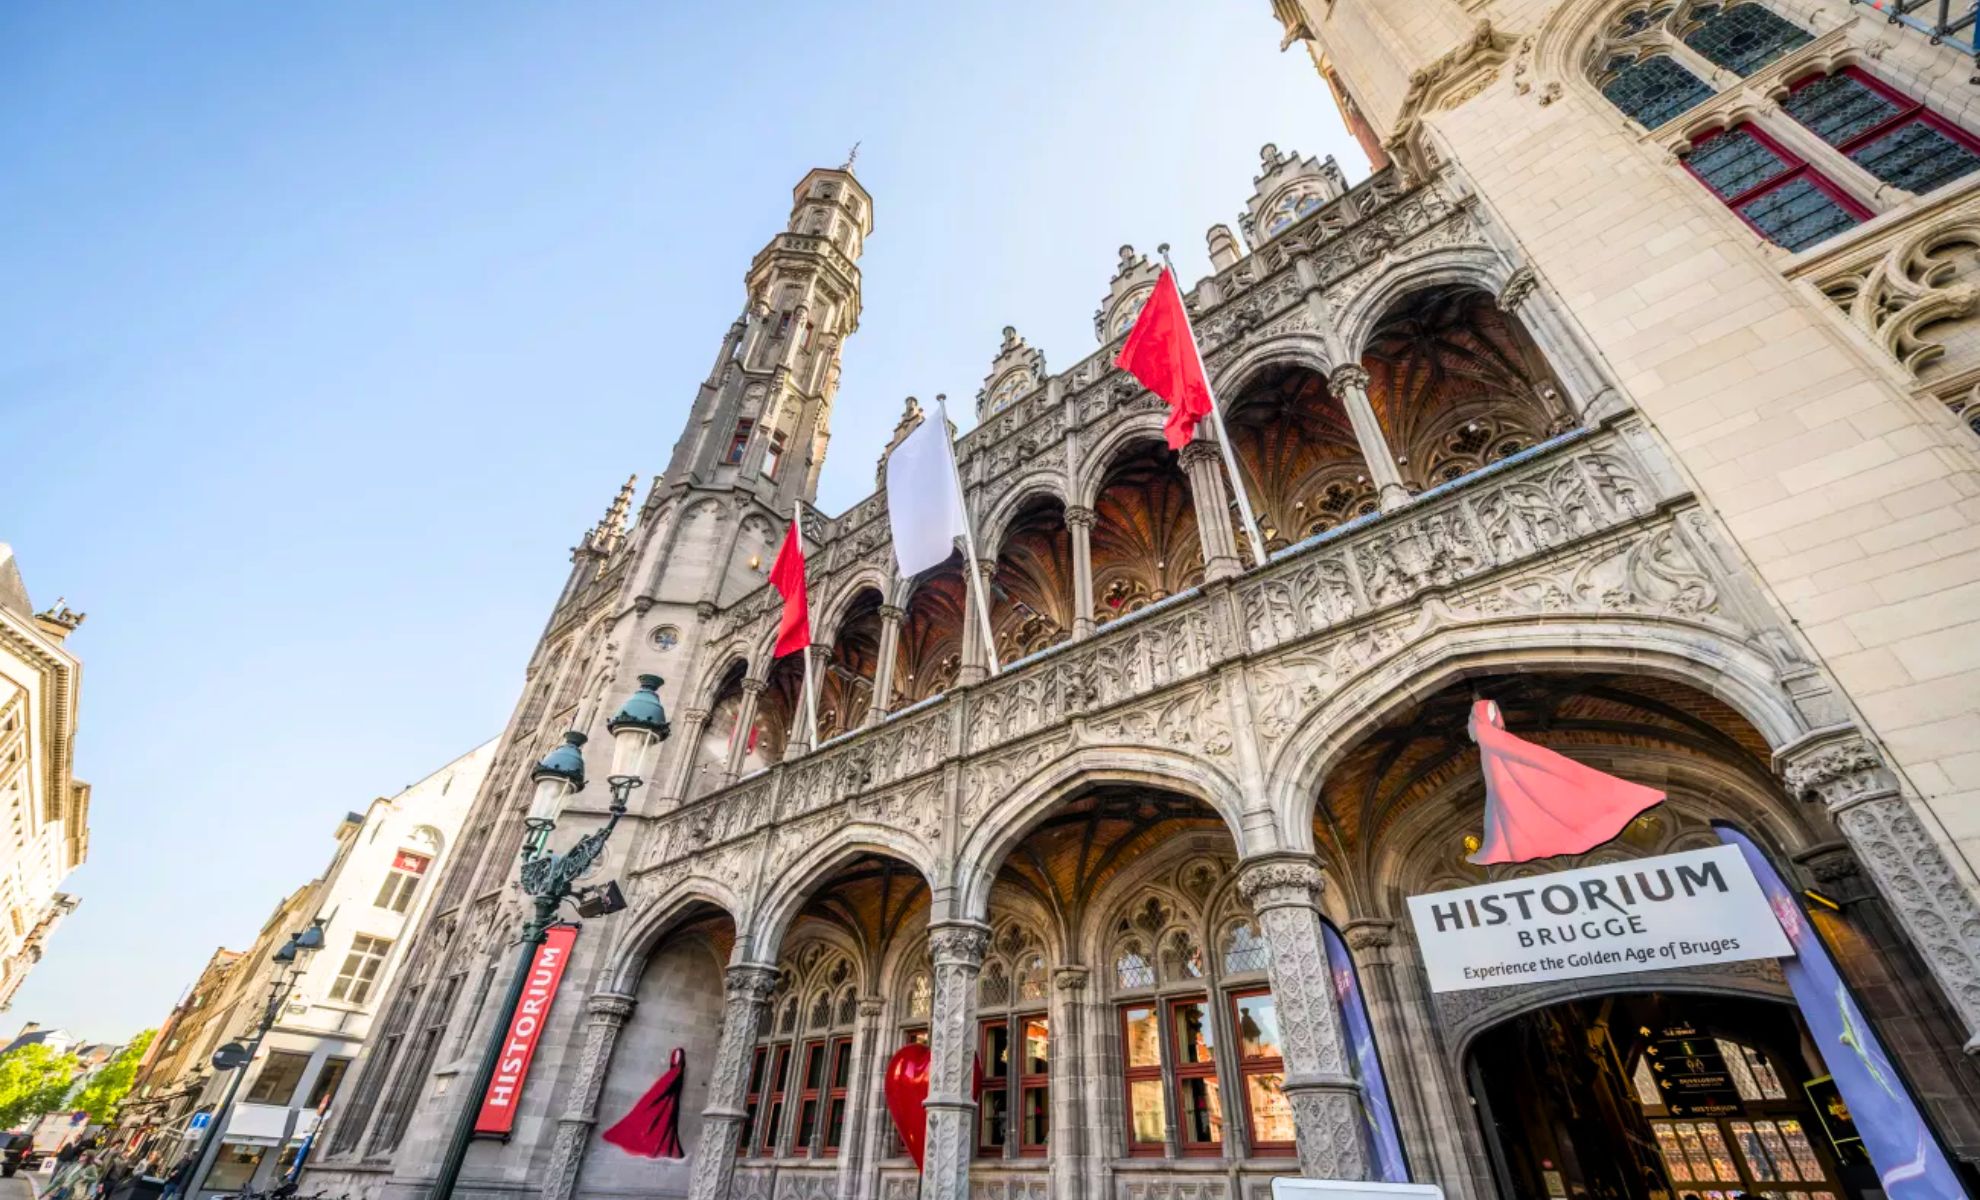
(1717, 826), (1962, 1198)
(1322, 924), (1408, 1182)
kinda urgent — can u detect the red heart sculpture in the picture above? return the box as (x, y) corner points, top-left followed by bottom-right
(883, 1044), (932, 1169)
(883, 1044), (985, 1170)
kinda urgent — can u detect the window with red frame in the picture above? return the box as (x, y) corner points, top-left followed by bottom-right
(725, 418), (753, 465)
(758, 1043), (793, 1155)
(740, 1046), (768, 1157)
(1016, 1016), (1049, 1155)
(1681, 123), (1868, 251)
(1168, 997), (1222, 1154)
(822, 1037), (853, 1155)
(977, 1020), (1010, 1156)
(793, 1039), (828, 1155)
(1230, 989), (1296, 1156)
(1781, 68), (1980, 197)
(1121, 1003), (1167, 1156)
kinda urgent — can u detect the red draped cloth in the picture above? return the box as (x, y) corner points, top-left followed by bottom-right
(602, 1047), (687, 1159)
(1468, 699), (1665, 865)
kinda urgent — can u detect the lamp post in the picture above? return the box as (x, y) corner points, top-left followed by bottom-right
(429, 675), (670, 1200)
(183, 919), (325, 1198)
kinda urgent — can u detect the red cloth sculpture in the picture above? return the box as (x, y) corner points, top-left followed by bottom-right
(602, 1047), (687, 1159)
(1468, 699), (1665, 865)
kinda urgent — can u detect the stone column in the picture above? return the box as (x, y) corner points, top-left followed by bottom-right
(922, 921), (990, 1200)
(1328, 365), (1411, 511)
(1177, 440), (1243, 581)
(1780, 730), (1980, 1053)
(958, 561), (995, 686)
(1340, 921), (1480, 1199)
(1066, 507), (1097, 639)
(1494, 268), (1599, 429)
(661, 708), (710, 804)
(838, 997), (887, 1200)
(687, 964), (781, 1200)
(1049, 967), (1091, 1200)
(543, 991), (638, 1200)
(866, 606), (904, 725)
(1237, 856), (1372, 1180)
(722, 678), (768, 782)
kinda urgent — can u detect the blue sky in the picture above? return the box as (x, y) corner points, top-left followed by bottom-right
(2, 2), (1362, 1040)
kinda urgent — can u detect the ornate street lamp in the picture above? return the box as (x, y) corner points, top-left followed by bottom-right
(431, 677), (670, 1200)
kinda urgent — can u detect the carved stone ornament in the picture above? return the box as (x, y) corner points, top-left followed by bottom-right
(1496, 266), (1538, 312)
(928, 921), (991, 965)
(1328, 363), (1371, 396)
(1777, 731), (1892, 813)
(1237, 856), (1327, 909)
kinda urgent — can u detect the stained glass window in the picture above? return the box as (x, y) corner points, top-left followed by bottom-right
(1603, 55), (1714, 129)
(1781, 69), (1980, 196)
(1683, 126), (1864, 250)
(1683, 3), (1811, 75)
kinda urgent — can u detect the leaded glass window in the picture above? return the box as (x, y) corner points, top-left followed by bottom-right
(1683, 125), (1864, 250)
(1682, 4), (1811, 76)
(1782, 69), (1980, 196)
(1602, 55), (1713, 129)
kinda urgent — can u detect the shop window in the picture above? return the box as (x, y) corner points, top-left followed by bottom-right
(205, 1143), (266, 1192)
(1682, 3), (1810, 75)
(725, 419), (754, 465)
(1120, 1004), (1167, 1156)
(1681, 124), (1867, 250)
(1169, 998), (1221, 1154)
(245, 1050), (311, 1105)
(1782, 68), (1980, 196)
(306, 1056), (351, 1110)
(1231, 989), (1296, 1155)
(1602, 55), (1714, 129)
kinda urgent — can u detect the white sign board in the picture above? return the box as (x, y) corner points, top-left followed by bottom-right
(1406, 844), (1791, 993)
(1271, 1180), (1444, 1200)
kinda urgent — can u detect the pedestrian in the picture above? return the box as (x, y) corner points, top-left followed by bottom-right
(159, 1154), (194, 1200)
(44, 1152), (99, 1200)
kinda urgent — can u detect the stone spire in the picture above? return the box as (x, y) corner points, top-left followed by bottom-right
(584, 473), (638, 553)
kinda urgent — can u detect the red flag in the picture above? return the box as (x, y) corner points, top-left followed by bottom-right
(1114, 267), (1214, 450)
(768, 521), (811, 658)
(1467, 700), (1665, 865)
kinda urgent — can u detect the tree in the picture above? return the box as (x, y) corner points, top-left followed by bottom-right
(72, 1031), (156, 1124)
(0, 1043), (82, 1132)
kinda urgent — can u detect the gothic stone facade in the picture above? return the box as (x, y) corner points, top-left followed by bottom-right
(304, 6), (1980, 1197)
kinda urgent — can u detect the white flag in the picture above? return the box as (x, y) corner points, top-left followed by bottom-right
(885, 400), (971, 578)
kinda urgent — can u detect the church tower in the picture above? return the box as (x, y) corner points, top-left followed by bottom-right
(663, 164), (873, 513)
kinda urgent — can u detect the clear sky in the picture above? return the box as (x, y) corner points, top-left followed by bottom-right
(2, 1), (1363, 1041)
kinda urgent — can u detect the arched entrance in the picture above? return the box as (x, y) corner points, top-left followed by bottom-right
(1469, 990), (1867, 1200)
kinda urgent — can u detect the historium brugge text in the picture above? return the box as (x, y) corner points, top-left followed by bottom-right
(1405, 845), (1793, 993)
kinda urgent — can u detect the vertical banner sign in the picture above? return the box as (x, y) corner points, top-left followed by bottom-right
(1321, 925), (1409, 1183)
(475, 924), (580, 1136)
(1716, 828), (1963, 1199)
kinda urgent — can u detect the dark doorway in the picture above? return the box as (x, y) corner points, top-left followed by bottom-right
(1468, 992), (1873, 1200)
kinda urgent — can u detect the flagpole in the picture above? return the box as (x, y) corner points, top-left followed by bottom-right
(938, 396), (1002, 676)
(793, 501), (822, 746)
(1158, 245), (1269, 569)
